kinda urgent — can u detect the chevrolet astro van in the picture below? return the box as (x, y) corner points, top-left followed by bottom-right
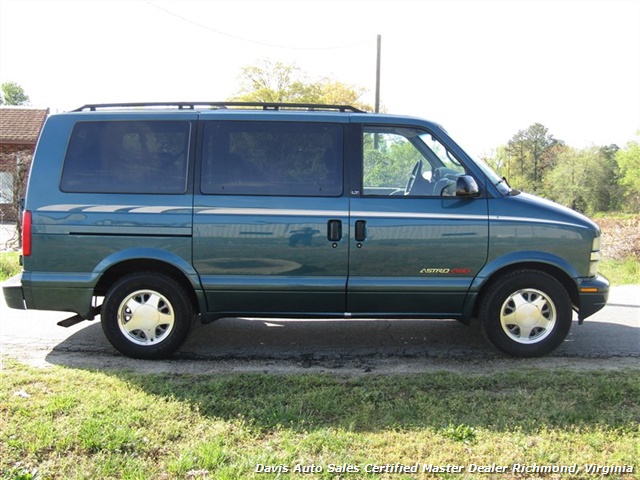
(2, 102), (609, 359)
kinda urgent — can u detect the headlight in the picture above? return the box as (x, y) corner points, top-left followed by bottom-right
(589, 236), (601, 277)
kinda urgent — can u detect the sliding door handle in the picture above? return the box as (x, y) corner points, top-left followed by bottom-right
(355, 220), (367, 242)
(327, 220), (342, 242)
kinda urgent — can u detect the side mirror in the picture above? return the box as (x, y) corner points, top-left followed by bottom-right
(456, 175), (480, 197)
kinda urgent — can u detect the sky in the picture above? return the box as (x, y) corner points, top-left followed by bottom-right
(0, 0), (638, 155)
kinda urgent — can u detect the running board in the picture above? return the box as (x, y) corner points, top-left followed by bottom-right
(57, 306), (102, 328)
(57, 315), (87, 328)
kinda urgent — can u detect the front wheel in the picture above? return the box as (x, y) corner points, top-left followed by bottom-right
(101, 272), (194, 359)
(479, 270), (572, 357)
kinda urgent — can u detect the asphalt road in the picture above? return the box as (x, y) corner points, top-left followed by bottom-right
(1, 285), (638, 374)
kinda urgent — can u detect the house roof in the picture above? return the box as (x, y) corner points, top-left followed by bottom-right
(0, 107), (49, 145)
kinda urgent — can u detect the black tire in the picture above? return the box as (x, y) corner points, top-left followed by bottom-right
(479, 269), (572, 357)
(101, 272), (194, 359)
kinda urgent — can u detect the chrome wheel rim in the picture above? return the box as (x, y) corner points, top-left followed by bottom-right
(500, 288), (556, 344)
(117, 290), (175, 346)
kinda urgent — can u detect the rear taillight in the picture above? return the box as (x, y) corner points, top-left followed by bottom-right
(22, 210), (32, 257)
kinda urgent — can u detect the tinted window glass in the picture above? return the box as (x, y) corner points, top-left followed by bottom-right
(201, 121), (343, 196)
(61, 121), (190, 194)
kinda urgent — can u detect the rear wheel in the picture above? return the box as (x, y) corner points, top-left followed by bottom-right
(479, 270), (572, 357)
(102, 272), (194, 359)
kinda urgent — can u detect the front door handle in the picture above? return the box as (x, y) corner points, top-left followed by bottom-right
(355, 220), (367, 242)
(327, 220), (342, 242)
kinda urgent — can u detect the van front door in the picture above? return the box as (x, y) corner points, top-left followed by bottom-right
(347, 125), (489, 318)
(193, 117), (349, 317)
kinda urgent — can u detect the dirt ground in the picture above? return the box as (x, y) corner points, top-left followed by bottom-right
(598, 215), (640, 260)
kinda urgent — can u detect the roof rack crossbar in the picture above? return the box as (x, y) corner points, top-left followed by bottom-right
(72, 102), (366, 113)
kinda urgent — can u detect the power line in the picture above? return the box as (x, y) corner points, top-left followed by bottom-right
(145, 1), (373, 51)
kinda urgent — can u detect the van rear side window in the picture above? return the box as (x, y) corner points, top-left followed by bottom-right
(60, 121), (190, 194)
(200, 121), (343, 197)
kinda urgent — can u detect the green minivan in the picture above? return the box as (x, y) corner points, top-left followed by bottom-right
(2, 102), (609, 359)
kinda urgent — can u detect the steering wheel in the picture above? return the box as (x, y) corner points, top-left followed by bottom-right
(405, 161), (422, 195)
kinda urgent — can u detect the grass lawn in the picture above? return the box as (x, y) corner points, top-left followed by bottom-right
(0, 251), (19, 282)
(598, 257), (640, 285)
(1, 359), (639, 479)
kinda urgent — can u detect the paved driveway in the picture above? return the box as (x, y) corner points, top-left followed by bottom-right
(1, 285), (638, 374)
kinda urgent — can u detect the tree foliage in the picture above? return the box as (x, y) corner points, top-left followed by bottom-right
(485, 124), (634, 214)
(504, 123), (563, 193)
(0, 81), (29, 106)
(231, 60), (371, 111)
(543, 145), (619, 214)
(616, 131), (640, 211)
(363, 133), (421, 188)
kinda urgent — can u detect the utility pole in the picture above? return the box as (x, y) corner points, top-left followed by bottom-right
(375, 34), (381, 113)
(373, 34), (382, 150)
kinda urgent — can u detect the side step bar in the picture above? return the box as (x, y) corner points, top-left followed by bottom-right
(57, 305), (102, 328)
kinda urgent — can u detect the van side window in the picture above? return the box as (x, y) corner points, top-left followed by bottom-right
(201, 121), (343, 197)
(61, 121), (190, 194)
(363, 126), (466, 197)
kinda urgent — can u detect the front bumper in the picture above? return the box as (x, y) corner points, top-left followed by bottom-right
(2, 273), (26, 310)
(577, 274), (610, 323)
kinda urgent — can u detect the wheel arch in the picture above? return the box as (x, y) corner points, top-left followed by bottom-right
(93, 250), (205, 316)
(469, 261), (579, 321)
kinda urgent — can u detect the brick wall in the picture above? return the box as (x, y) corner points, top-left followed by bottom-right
(0, 143), (33, 223)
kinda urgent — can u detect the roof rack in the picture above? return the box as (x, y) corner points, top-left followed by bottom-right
(72, 102), (367, 113)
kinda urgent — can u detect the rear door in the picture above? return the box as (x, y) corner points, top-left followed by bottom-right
(347, 123), (489, 318)
(193, 113), (349, 316)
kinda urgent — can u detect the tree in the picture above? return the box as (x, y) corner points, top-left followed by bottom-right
(0, 81), (30, 106)
(616, 131), (640, 211)
(504, 123), (564, 193)
(543, 145), (619, 214)
(231, 60), (371, 111)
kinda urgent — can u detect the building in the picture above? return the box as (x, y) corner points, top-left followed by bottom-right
(0, 107), (49, 222)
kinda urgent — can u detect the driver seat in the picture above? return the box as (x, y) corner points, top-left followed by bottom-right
(409, 163), (434, 195)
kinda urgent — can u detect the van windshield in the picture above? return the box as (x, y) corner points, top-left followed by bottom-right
(440, 129), (512, 196)
(416, 132), (464, 172)
(472, 155), (512, 195)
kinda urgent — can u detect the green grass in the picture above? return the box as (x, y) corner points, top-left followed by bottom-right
(600, 257), (640, 285)
(0, 251), (20, 282)
(1, 360), (639, 479)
